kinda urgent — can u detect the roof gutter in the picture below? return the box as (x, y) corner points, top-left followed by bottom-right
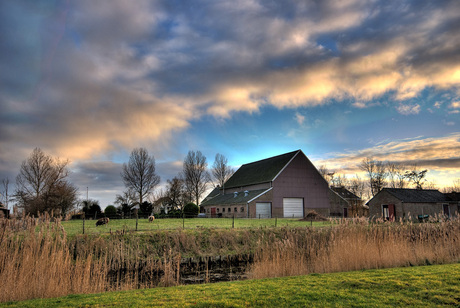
(246, 187), (273, 219)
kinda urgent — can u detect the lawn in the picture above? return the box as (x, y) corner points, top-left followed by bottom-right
(61, 217), (330, 236)
(4, 263), (459, 307)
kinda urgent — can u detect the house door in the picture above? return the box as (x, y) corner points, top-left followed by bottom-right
(211, 207), (216, 218)
(388, 204), (395, 221)
(443, 204), (450, 217)
(343, 208), (348, 218)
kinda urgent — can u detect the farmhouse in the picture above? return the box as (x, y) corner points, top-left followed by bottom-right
(200, 150), (331, 218)
(367, 188), (458, 221)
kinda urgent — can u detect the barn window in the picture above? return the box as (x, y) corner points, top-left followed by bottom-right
(216, 208), (219, 213)
(228, 207), (231, 212)
(240, 207), (244, 212)
(222, 208), (225, 213)
(234, 207), (237, 212)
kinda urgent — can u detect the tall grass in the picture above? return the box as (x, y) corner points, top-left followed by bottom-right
(0, 216), (109, 302)
(248, 216), (460, 279)
(1, 215), (459, 302)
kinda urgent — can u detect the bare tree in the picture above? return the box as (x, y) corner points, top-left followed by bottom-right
(347, 175), (366, 199)
(331, 172), (346, 187)
(211, 153), (234, 189)
(114, 189), (137, 207)
(441, 179), (460, 193)
(183, 150), (209, 206)
(318, 165), (329, 178)
(425, 180), (438, 190)
(0, 178), (11, 209)
(121, 148), (160, 207)
(359, 157), (387, 197)
(317, 165), (335, 186)
(15, 148), (77, 215)
(387, 162), (407, 188)
(164, 176), (186, 211)
(404, 165), (427, 190)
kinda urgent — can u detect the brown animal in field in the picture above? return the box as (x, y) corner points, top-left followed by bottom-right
(148, 215), (155, 222)
(96, 217), (109, 226)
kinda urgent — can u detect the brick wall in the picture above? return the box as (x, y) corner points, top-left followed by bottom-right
(248, 189), (273, 218)
(368, 190), (455, 220)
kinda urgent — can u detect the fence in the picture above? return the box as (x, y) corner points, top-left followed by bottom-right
(67, 216), (326, 235)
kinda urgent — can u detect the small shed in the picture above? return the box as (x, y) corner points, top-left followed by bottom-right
(329, 186), (366, 218)
(0, 206), (10, 218)
(367, 188), (455, 221)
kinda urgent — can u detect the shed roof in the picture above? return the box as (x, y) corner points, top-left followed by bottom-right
(330, 186), (360, 200)
(223, 150), (300, 189)
(200, 189), (270, 206)
(444, 192), (460, 201)
(383, 188), (449, 203)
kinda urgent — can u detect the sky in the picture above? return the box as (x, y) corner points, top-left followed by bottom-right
(0, 0), (459, 208)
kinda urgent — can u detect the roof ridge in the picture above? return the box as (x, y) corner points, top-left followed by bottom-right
(240, 150), (300, 167)
(223, 150), (301, 189)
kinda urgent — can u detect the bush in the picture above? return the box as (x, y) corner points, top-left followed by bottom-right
(168, 209), (182, 218)
(184, 202), (199, 218)
(104, 205), (117, 216)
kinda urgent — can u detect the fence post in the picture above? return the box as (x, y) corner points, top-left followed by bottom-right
(275, 217), (277, 227)
(232, 214), (235, 229)
(82, 217), (85, 234)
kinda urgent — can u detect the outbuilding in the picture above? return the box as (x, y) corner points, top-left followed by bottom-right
(367, 188), (457, 221)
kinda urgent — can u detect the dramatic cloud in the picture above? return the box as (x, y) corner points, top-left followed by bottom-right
(1, 0), (459, 205)
(316, 133), (460, 175)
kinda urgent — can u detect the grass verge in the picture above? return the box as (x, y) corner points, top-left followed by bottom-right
(61, 218), (329, 236)
(3, 263), (459, 307)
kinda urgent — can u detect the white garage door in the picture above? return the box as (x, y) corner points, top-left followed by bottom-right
(283, 198), (304, 218)
(256, 202), (271, 218)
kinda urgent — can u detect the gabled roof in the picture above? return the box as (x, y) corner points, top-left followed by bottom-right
(202, 186), (221, 202)
(382, 188), (449, 203)
(330, 186), (360, 200)
(200, 189), (270, 206)
(444, 192), (460, 201)
(223, 150), (300, 189)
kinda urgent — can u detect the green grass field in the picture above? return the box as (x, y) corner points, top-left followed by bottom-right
(4, 263), (459, 307)
(61, 218), (329, 236)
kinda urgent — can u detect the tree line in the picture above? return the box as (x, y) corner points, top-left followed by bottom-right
(2, 148), (459, 217)
(0, 147), (234, 217)
(319, 157), (453, 200)
(115, 148), (234, 217)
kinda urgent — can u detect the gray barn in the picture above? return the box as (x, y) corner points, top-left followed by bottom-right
(200, 150), (331, 218)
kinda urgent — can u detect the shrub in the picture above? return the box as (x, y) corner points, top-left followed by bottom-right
(104, 205), (117, 216)
(184, 202), (199, 218)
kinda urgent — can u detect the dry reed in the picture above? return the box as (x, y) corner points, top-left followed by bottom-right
(1, 215), (459, 303)
(248, 216), (460, 279)
(0, 216), (180, 302)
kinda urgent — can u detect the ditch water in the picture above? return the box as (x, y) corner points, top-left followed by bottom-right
(107, 253), (254, 287)
(179, 254), (253, 284)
